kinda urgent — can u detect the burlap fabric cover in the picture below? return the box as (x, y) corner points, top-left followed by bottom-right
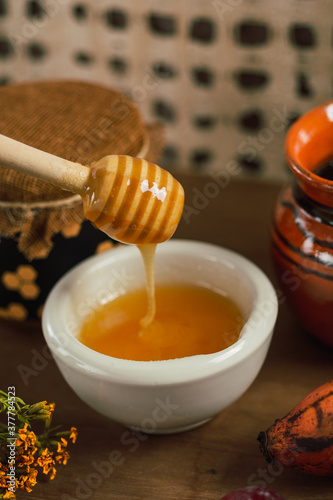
(0, 80), (163, 260)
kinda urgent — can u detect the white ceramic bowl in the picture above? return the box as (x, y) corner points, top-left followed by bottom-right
(42, 240), (278, 434)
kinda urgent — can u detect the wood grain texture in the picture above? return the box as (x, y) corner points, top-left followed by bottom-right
(1, 176), (332, 500)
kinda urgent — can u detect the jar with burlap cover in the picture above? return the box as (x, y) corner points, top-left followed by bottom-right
(0, 80), (164, 321)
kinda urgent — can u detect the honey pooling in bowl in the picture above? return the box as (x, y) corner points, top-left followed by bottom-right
(78, 285), (245, 361)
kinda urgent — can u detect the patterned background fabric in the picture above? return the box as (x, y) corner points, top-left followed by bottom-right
(0, 0), (332, 182)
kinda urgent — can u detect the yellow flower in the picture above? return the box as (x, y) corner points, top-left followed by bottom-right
(3, 490), (16, 499)
(16, 423), (37, 451)
(25, 468), (38, 492)
(42, 402), (55, 421)
(36, 448), (55, 476)
(49, 467), (56, 480)
(16, 474), (27, 488)
(70, 427), (78, 444)
(15, 467), (38, 493)
(55, 437), (71, 465)
(15, 423), (29, 448)
(56, 450), (70, 465)
(16, 453), (35, 467)
(0, 470), (7, 488)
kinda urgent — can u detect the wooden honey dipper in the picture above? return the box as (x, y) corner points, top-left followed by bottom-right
(0, 134), (184, 244)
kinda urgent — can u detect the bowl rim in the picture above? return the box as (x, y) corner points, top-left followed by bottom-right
(42, 240), (278, 385)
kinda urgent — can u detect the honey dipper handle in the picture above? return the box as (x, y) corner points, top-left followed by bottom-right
(0, 133), (90, 195)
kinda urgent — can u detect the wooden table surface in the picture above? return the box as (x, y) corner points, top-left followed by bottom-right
(2, 175), (333, 500)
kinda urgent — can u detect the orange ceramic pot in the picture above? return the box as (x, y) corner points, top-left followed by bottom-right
(271, 102), (333, 347)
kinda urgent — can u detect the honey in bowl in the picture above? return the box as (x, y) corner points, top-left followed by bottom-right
(78, 284), (244, 361)
(78, 156), (245, 359)
(79, 155), (245, 360)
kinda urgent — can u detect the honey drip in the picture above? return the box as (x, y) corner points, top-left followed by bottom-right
(82, 155), (184, 328)
(137, 244), (157, 327)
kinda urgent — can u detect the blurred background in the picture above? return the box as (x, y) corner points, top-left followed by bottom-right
(0, 0), (332, 182)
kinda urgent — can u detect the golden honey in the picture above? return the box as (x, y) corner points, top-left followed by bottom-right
(79, 285), (244, 361)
